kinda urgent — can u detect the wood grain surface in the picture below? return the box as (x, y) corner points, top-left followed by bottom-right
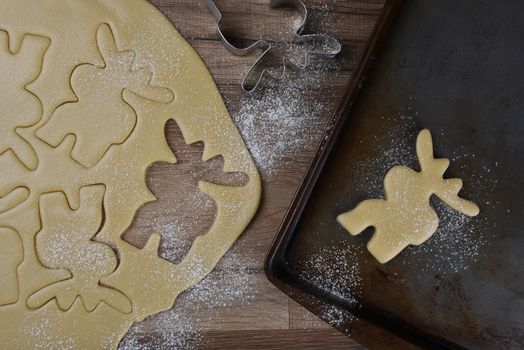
(121, 0), (383, 348)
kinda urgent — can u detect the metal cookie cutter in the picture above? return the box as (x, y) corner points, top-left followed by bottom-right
(205, 0), (342, 93)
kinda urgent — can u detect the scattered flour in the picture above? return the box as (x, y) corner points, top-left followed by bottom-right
(26, 317), (77, 350)
(350, 108), (494, 274)
(410, 201), (487, 274)
(317, 304), (355, 334)
(231, 62), (340, 177)
(119, 329), (201, 350)
(119, 253), (257, 350)
(298, 244), (362, 332)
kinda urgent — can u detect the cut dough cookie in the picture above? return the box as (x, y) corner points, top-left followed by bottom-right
(0, 1), (261, 349)
(0, 228), (23, 306)
(337, 129), (479, 264)
(0, 30), (48, 170)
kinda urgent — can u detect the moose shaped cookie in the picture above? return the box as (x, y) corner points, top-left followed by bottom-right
(337, 129), (480, 263)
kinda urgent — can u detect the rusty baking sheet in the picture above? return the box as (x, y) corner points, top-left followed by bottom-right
(265, 0), (524, 349)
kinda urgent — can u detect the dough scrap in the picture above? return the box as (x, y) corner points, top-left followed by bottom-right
(0, 1), (261, 349)
(337, 129), (479, 264)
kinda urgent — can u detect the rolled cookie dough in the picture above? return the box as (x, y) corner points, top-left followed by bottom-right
(0, 0), (261, 348)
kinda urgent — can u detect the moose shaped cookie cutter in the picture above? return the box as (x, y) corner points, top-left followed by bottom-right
(205, 0), (342, 93)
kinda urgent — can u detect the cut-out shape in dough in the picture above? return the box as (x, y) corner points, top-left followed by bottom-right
(337, 129), (480, 264)
(0, 187), (29, 214)
(0, 228), (23, 305)
(36, 24), (174, 168)
(122, 120), (249, 264)
(0, 1), (261, 349)
(28, 185), (132, 313)
(0, 30), (49, 170)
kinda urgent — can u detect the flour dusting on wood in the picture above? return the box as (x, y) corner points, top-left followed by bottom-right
(231, 61), (341, 178)
(119, 254), (258, 349)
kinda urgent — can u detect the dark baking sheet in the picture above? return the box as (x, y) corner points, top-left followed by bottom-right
(265, 0), (524, 349)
